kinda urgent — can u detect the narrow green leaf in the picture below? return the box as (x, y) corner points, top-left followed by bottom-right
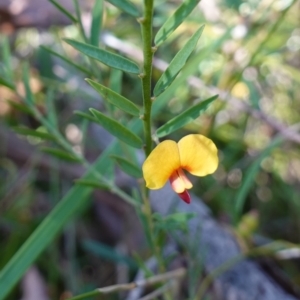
(90, 108), (143, 148)
(13, 127), (56, 141)
(154, 25), (205, 97)
(156, 95), (217, 137)
(7, 100), (33, 115)
(106, 0), (139, 17)
(234, 137), (283, 222)
(46, 88), (58, 127)
(0, 77), (15, 90)
(109, 68), (122, 94)
(86, 79), (140, 116)
(154, 0), (201, 46)
(22, 63), (34, 106)
(74, 110), (97, 122)
(41, 46), (92, 76)
(64, 39), (140, 74)
(49, 0), (78, 23)
(3, 37), (13, 82)
(41, 147), (82, 163)
(90, 0), (103, 46)
(110, 155), (142, 178)
(74, 179), (109, 190)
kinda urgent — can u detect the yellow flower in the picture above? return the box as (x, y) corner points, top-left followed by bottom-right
(142, 134), (218, 204)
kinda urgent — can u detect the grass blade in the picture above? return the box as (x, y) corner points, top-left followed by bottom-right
(0, 143), (117, 299)
(90, 108), (143, 148)
(64, 39), (140, 74)
(154, 0), (201, 46)
(153, 25), (204, 96)
(86, 79), (140, 116)
(156, 95), (217, 137)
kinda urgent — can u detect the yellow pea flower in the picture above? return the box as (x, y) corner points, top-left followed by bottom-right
(142, 134), (218, 204)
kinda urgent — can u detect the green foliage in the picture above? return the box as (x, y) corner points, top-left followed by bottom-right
(41, 147), (82, 163)
(90, 108), (143, 148)
(64, 39), (140, 74)
(156, 95), (218, 137)
(110, 155), (142, 178)
(155, 0), (201, 46)
(12, 127), (56, 141)
(1, 0), (300, 299)
(154, 25), (204, 96)
(106, 0), (139, 17)
(41, 46), (92, 76)
(90, 0), (103, 46)
(86, 79), (140, 116)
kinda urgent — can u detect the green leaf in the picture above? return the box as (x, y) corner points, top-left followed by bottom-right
(12, 127), (56, 141)
(41, 147), (82, 163)
(3, 37), (14, 82)
(41, 46), (92, 76)
(110, 155), (142, 178)
(154, 0), (201, 46)
(7, 100), (33, 115)
(90, 0), (103, 46)
(64, 39), (140, 74)
(74, 110), (98, 122)
(74, 179), (109, 190)
(0, 77), (15, 90)
(153, 25), (205, 97)
(49, 0), (77, 23)
(90, 108), (143, 148)
(106, 0), (139, 17)
(86, 79), (140, 116)
(22, 63), (34, 106)
(109, 68), (122, 94)
(234, 137), (283, 222)
(156, 95), (217, 137)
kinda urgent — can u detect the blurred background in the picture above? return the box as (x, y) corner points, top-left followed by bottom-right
(0, 0), (300, 299)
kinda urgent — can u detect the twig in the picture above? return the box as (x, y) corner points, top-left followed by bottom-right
(67, 268), (186, 300)
(139, 280), (176, 300)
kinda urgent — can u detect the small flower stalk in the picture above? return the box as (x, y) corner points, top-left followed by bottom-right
(142, 134), (219, 203)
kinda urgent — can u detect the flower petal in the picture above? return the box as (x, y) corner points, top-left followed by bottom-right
(142, 140), (181, 189)
(178, 134), (218, 176)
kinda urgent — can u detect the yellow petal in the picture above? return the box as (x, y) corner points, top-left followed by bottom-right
(178, 134), (218, 176)
(142, 140), (180, 189)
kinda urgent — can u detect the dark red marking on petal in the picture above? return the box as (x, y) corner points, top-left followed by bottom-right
(178, 190), (191, 204)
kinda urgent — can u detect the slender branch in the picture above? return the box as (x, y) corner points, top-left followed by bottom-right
(67, 268), (186, 300)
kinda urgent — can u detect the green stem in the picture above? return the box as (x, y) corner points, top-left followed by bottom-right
(139, 0), (167, 277)
(140, 0), (154, 157)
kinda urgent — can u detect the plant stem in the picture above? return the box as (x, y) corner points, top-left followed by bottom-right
(140, 0), (154, 157)
(140, 0), (167, 276)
